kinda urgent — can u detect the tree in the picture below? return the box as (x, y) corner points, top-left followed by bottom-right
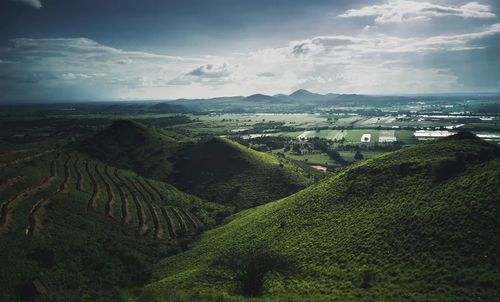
(354, 149), (364, 160)
(213, 247), (295, 297)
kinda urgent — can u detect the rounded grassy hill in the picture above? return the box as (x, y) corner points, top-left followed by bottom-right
(140, 133), (500, 301)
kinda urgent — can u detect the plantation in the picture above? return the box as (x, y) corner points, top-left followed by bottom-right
(0, 147), (226, 301)
(140, 133), (500, 301)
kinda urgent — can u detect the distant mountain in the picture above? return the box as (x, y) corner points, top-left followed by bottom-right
(288, 89), (324, 100)
(280, 89), (340, 102)
(242, 93), (279, 103)
(273, 93), (288, 98)
(145, 133), (500, 301)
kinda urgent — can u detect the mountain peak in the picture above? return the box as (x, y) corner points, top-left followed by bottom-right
(289, 89), (316, 97)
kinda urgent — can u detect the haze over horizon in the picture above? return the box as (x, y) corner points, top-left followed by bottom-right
(1, 0), (500, 101)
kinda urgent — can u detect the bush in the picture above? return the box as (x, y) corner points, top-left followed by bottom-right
(213, 247), (295, 297)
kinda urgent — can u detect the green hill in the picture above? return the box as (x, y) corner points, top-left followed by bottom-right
(140, 133), (500, 301)
(82, 121), (314, 209)
(0, 148), (226, 302)
(79, 120), (186, 182)
(170, 137), (314, 209)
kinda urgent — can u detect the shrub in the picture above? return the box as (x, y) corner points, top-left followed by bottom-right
(213, 247), (295, 297)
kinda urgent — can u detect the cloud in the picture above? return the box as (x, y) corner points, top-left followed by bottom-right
(0, 38), (208, 100)
(10, 0), (43, 9)
(338, 1), (495, 24)
(186, 63), (232, 79)
(2, 19), (500, 101)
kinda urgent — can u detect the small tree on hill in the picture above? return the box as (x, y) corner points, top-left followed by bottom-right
(354, 149), (364, 160)
(213, 247), (295, 297)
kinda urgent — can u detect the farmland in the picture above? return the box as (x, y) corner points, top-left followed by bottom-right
(0, 94), (499, 301)
(0, 145), (226, 301)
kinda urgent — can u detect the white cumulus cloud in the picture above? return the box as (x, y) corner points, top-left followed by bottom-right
(338, 1), (495, 24)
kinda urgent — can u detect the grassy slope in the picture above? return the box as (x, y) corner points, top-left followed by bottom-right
(0, 149), (226, 302)
(80, 120), (186, 182)
(82, 120), (314, 209)
(142, 134), (500, 301)
(171, 137), (314, 209)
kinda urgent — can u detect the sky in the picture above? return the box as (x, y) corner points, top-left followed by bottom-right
(0, 0), (500, 101)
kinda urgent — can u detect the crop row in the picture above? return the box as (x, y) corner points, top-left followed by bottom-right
(26, 153), (73, 236)
(0, 152), (60, 236)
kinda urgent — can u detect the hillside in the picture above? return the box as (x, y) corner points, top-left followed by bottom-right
(170, 137), (314, 209)
(241, 94), (280, 103)
(81, 121), (314, 209)
(140, 133), (500, 301)
(0, 148), (226, 301)
(79, 120), (186, 181)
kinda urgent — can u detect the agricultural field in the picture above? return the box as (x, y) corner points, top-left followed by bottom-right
(0, 145), (227, 301)
(0, 97), (499, 301)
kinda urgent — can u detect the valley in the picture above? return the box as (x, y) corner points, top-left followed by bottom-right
(0, 93), (499, 301)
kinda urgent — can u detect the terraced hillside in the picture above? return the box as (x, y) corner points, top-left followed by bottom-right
(80, 120), (187, 181)
(0, 147), (226, 301)
(141, 133), (500, 301)
(81, 120), (315, 209)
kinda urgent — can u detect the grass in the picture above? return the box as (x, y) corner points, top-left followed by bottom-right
(140, 133), (500, 301)
(171, 137), (314, 209)
(81, 120), (315, 210)
(80, 120), (188, 182)
(0, 148), (227, 302)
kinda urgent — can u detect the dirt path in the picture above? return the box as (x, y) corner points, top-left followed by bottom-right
(85, 161), (100, 210)
(58, 153), (72, 193)
(122, 177), (148, 237)
(0, 175), (28, 193)
(72, 153), (84, 192)
(25, 198), (46, 236)
(171, 207), (189, 234)
(25, 153), (75, 236)
(26, 152), (73, 237)
(112, 169), (130, 224)
(0, 149), (31, 159)
(138, 179), (166, 240)
(128, 177), (162, 240)
(0, 152), (59, 235)
(95, 164), (115, 218)
(0, 150), (54, 170)
(160, 207), (177, 239)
